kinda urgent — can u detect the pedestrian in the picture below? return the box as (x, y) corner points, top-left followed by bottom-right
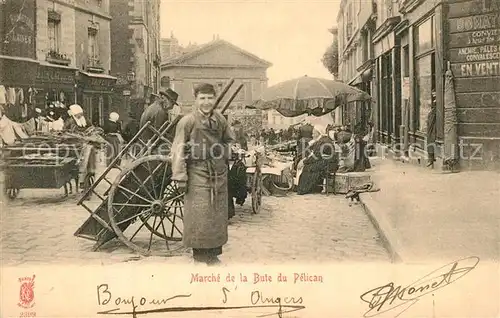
(103, 112), (121, 134)
(103, 112), (124, 167)
(231, 119), (248, 150)
(139, 89), (178, 145)
(171, 82), (236, 265)
(122, 110), (140, 143)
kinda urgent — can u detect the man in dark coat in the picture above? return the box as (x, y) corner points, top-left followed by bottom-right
(171, 83), (235, 265)
(139, 88), (179, 145)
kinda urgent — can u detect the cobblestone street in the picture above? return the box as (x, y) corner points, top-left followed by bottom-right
(0, 189), (390, 266)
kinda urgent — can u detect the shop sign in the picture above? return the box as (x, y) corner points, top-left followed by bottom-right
(36, 66), (75, 85)
(89, 77), (114, 88)
(81, 74), (116, 91)
(1, 0), (36, 59)
(123, 90), (131, 96)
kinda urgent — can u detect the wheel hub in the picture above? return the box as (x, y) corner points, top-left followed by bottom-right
(151, 200), (164, 215)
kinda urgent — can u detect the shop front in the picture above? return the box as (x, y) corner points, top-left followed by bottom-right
(77, 71), (117, 127)
(35, 63), (77, 110)
(0, 0), (39, 122)
(372, 16), (401, 146)
(399, 0), (446, 165)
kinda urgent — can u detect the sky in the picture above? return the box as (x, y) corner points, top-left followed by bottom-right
(160, 0), (338, 85)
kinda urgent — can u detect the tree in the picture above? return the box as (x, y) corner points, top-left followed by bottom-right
(322, 38), (339, 78)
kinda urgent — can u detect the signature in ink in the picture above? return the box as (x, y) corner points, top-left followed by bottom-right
(97, 284), (306, 318)
(360, 256), (480, 317)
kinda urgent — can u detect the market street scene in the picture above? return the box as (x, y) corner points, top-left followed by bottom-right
(1, 0), (499, 270)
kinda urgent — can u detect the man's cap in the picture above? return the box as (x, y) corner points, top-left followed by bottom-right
(159, 88), (179, 105)
(193, 83), (216, 96)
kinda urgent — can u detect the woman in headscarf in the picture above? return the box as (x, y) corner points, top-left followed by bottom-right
(103, 112), (124, 167)
(296, 125), (339, 195)
(64, 104), (88, 132)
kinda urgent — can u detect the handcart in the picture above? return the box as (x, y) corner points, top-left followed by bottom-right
(1, 134), (98, 200)
(74, 79), (265, 256)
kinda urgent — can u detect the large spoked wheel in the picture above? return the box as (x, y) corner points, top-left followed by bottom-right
(107, 155), (185, 256)
(251, 163), (263, 214)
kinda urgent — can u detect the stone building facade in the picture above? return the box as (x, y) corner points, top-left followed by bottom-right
(110, 0), (161, 121)
(336, 0), (376, 129)
(336, 0), (500, 170)
(33, 0), (116, 127)
(160, 39), (271, 120)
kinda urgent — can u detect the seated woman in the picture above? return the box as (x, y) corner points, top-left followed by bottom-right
(352, 121), (372, 172)
(296, 126), (339, 195)
(292, 122), (314, 172)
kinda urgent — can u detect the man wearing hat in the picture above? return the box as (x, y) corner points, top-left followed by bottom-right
(231, 119), (248, 150)
(171, 83), (235, 265)
(139, 88), (179, 144)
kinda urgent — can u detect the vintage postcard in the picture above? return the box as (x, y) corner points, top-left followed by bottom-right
(0, 0), (499, 317)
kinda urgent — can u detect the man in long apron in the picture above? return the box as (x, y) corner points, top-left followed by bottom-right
(171, 83), (235, 265)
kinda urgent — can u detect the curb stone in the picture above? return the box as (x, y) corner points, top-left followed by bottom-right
(359, 192), (405, 263)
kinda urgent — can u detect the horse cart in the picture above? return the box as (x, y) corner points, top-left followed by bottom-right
(1, 132), (100, 200)
(74, 80), (265, 256)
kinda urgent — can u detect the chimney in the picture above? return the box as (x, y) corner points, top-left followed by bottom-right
(216, 34), (220, 40)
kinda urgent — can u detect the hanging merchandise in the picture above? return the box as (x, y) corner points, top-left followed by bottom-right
(7, 87), (16, 105)
(0, 85), (7, 104)
(60, 91), (66, 102)
(21, 104), (28, 118)
(0, 115), (29, 145)
(17, 88), (24, 104)
(28, 87), (33, 104)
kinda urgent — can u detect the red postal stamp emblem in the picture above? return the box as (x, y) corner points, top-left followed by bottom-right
(18, 275), (36, 309)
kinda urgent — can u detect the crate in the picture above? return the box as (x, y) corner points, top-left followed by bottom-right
(324, 172), (371, 194)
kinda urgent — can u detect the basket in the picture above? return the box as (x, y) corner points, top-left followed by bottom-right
(324, 172), (371, 194)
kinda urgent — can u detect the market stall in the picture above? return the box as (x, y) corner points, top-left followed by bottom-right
(1, 130), (106, 199)
(252, 75), (372, 195)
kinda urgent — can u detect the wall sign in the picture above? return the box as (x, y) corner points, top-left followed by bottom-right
(452, 61), (500, 77)
(449, 13), (500, 33)
(448, 0), (500, 81)
(1, 0), (36, 59)
(449, 44), (500, 62)
(447, 0), (500, 134)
